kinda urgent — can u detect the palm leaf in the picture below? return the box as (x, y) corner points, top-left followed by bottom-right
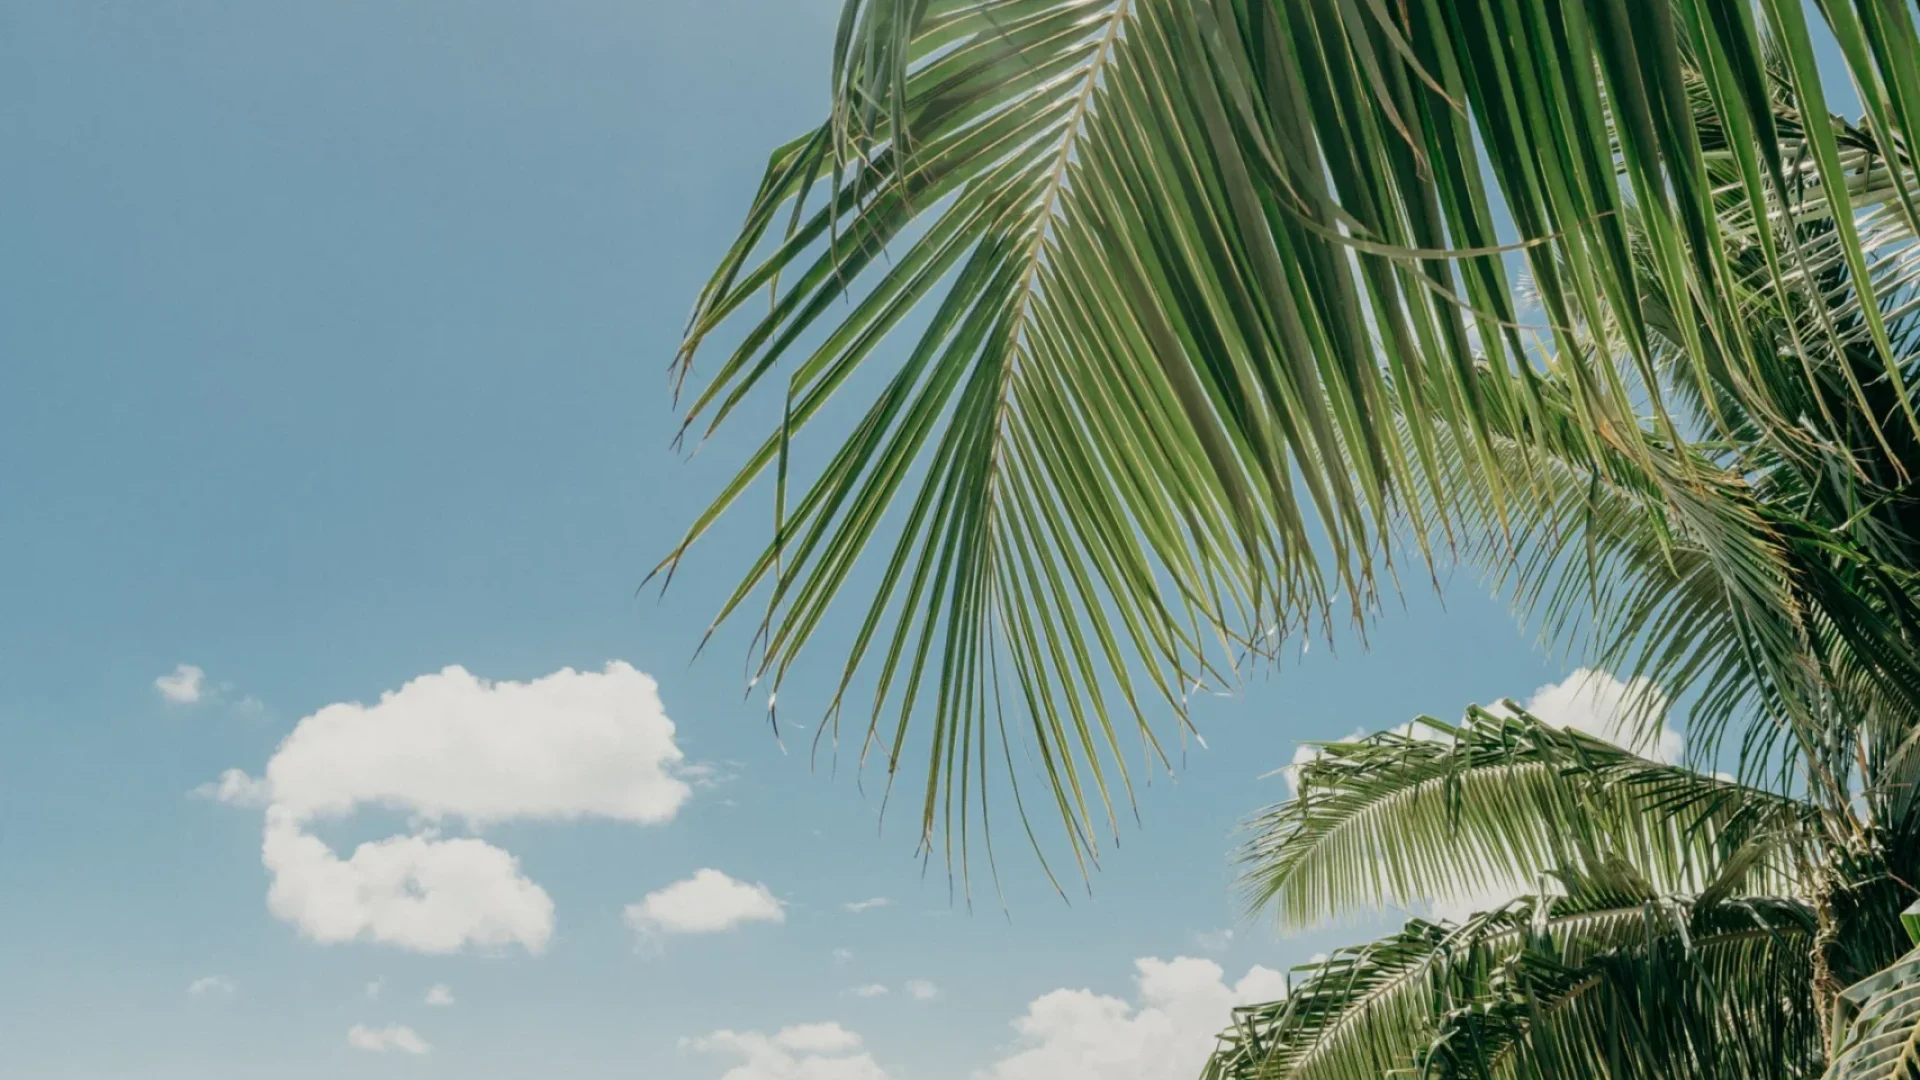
(1241, 707), (1814, 929)
(1823, 934), (1920, 1080)
(665, 0), (1920, 867)
(1204, 891), (1819, 1080)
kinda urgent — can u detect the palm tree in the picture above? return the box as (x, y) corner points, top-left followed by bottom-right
(663, 0), (1920, 1074)
(1200, 705), (1899, 1079)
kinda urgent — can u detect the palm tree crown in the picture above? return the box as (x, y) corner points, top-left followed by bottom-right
(666, 0), (1920, 874)
(669, 1), (1920, 1076)
(1206, 706), (1860, 1080)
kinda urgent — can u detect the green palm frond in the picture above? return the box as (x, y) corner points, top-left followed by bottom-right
(1425, 82), (1920, 782)
(1428, 904), (1823, 1080)
(1417, 379), (1802, 769)
(1241, 708), (1813, 929)
(665, 0), (1920, 869)
(667, 0), (1471, 875)
(1431, 387), (1920, 791)
(1823, 933), (1920, 1080)
(1205, 891), (1819, 1080)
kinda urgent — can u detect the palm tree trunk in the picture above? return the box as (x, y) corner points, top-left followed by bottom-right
(1811, 845), (1914, 1051)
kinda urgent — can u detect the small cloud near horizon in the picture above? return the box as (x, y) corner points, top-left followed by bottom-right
(347, 1024), (430, 1055)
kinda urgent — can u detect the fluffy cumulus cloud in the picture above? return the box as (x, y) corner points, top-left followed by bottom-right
(850, 984), (889, 998)
(689, 1023), (885, 1080)
(207, 662), (695, 954)
(905, 979), (938, 1002)
(347, 1024), (431, 1055)
(1516, 668), (1678, 763)
(625, 869), (785, 937)
(979, 958), (1286, 1080)
(262, 809), (557, 953)
(156, 664), (206, 704)
(425, 983), (455, 1006)
(256, 662), (691, 825)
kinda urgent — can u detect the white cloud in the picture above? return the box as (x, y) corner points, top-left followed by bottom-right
(1516, 668), (1679, 763)
(156, 664), (206, 704)
(209, 662), (691, 954)
(365, 978), (383, 1001)
(191, 768), (272, 808)
(262, 810), (555, 954)
(850, 984), (889, 998)
(625, 869), (784, 937)
(842, 897), (891, 914)
(977, 958), (1285, 1080)
(262, 663), (691, 826)
(347, 1024), (431, 1055)
(832, 949), (855, 966)
(425, 984), (455, 1007)
(186, 975), (234, 998)
(774, 1023), (864, 1055)
(689, 1023), (885, 1080)
(906, 979), (938, 1002)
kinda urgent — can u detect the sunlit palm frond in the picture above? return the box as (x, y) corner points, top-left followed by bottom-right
(1241, 708), (1814, 929)
(1427, 384), (1920, 792)
(666, 0), (1920, 869)
(1205, 890), (1819, 1080)
(1414, 375), (1804, 772)
(665, 0), (1499, 876)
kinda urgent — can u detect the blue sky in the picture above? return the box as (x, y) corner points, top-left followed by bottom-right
(0, 3), (1649, 1078)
